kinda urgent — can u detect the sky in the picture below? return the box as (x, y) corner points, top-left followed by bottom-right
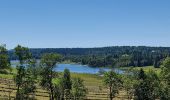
(0, 0), (170, 49)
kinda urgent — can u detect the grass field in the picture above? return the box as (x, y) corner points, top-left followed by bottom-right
(119, 66), (161, 74)
(0, 69), (130, 100)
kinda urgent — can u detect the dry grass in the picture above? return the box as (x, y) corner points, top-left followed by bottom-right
(0, 73), (129, 100)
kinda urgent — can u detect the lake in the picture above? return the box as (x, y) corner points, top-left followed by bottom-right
(11, 61), (124, 74)
(55, 64), (124, 74)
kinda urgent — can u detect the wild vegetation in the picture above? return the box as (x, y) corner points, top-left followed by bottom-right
(0, 44), (170, 100)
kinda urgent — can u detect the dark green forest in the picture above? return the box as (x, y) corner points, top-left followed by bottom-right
(8, 46), (170, 68)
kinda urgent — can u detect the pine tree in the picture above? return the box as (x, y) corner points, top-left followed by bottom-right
(63, 68), (72, 100)
(72, 77), (87, 100)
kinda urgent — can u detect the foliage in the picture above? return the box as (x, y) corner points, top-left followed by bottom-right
(103, 70), (122, 100)
(14, 45), (31, 63)
(14, 45), (36, 100)
(72, 77), (87, 100)
(0, 45), (10, 71)
(40, 53), (62, 100)
(134, 69), (160, 100)
(63, 68), (72, 100)
(123, 74), (136, 100)
(159, 57), (170, 100)
(146, 70), (160, 99)
(53, 78), (64, 100)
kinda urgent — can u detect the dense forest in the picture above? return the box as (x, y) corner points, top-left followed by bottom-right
(9, 46), (170, 68)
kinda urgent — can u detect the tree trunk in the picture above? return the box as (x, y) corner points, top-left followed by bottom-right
(16, 85), (20, 99)
(109, 86), (113, 100)
(50, 69), (54, 100)
(16, 66), (21, 99)
(51, 87), (54, 100)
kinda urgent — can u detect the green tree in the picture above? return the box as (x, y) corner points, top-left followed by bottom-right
(53, 78), (64, 100)
(40, 53), (62, 100)
(123, 74), (136, 100)
(159, 57), (170, 100)
(72, 77), (87, 100)
(153, 56), (161, 68)
(134, 69), (148, 100)
(22, 58), (38, 99)
(103, 70), (122, 100)
(138, 68), (146, 80)
(134, 68), (160, 100)
(14, 45), (31, 99)
(0, 45), (10, 72)
(63, 68), (72, 100)
(147, 70), (160, 99)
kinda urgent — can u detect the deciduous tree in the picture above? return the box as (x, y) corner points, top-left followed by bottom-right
(14, 45), (31, 99)
(40, 53), (61, 100)
(103, 70), (122, 100)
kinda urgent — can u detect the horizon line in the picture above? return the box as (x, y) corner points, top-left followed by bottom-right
(8, 45), (170, 50)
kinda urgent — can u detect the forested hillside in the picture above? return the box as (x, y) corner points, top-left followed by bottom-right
(8, 46), (170, 67)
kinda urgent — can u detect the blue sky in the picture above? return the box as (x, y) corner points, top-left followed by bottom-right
(0, 0), (170, 49)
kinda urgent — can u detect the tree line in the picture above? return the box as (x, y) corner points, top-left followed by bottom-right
(8, 46), (170, 67)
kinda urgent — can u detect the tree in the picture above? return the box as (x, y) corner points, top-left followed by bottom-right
(103, 70), (122, 100)
(123, 74), (136, 100)
(134, 69), (148, 100)
(22, 58), (38, 99)
(134, 68), (160, 100)
(40, 53), (62, 100)
(63, 68), (72, 100)
(72, 77), (87, 100)
(159, 57), (170, 100)
(14, 45), (31, 99)
(138, 68), (146, 80)
(153, 56), (161, 68)
(146, 70), (160, 99)
(0, 45), (10, 71)
(53, 78), (64, 100)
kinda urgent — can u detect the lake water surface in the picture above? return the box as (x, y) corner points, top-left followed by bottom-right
(55, 64), (124, 74)
(11, 61), (124, 74)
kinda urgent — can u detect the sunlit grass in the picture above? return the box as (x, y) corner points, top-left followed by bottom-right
(0, 74), (13, 79)
(119, 66), (161, 75)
